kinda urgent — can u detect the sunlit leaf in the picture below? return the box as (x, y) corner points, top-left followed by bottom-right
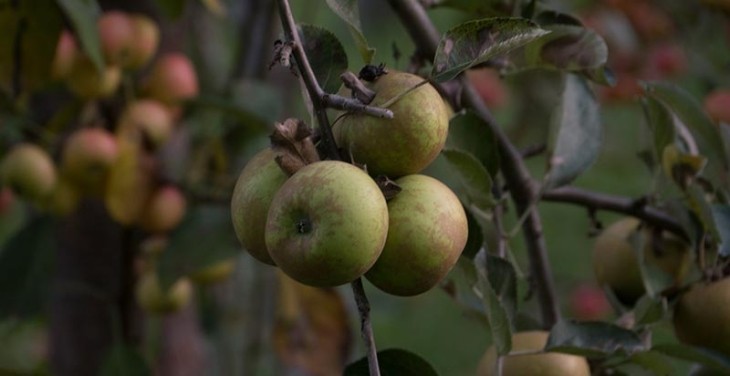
(546, 320), (644, 357)
(344, 348), (438, 376)
(56, 0), (103, 73)
(441, 148), (496, 212)
(474, 249), (513, 355)
(298, 24), (348, 94)
(711, 205), (730, 257)
(431, 17), (549, 82)
(544, 74), (602, 189)
(324, 0), (375, 64)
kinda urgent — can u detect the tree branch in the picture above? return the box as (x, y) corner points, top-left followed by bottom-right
(387, 0), (561, 328)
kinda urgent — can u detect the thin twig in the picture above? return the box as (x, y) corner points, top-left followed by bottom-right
(351, 278), (380, 374)
(323, 93), (393, 119)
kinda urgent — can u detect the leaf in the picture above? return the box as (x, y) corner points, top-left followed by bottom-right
(0, 196), (28, 248)
(462, 209), (485, 259)
(56, 0), (104, 73)
(626, 351), (677, 376)
(642, 82), (729, 185)
(474, 249), (513, 355)
(344, 348), (438, 376)
(0, 217), (55, 318)
(157, 205), (240, 289)
(447, 110), (500, 177)
(442, 256), (488, 322)
(632, 295), (666, 326)
(641, 97), (676, 163)
(298, 24), (349, 94)
(711, 204), (730, 257)
(324, 0), (375, 64)
(544, 74), (602, 189)
(653, 343), (730, 373)
(546, 320), (645, 357)
(441, 148), (496, 212)
(99, 343), (151, 376)
(432, 0), (509, 17)
(275, 273), (351, 375)
(431, 17), (550, 82)
(686, 184), (720, 241)
(0, 318), (47, 373)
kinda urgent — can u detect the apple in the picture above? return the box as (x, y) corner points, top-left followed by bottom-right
(97, 10), (135, 66)
(335, 70), (449, 177)
(704, 90), (730, 125)
(592, 218), (691, 306)
(265, 161), (389, 287)
(61, 128), (119, 194)
(188, 258), (237, 285)
(673, 278), (730, 356)
(1, 144), (57, 202)
(51, 30), (79, 80)
(138, 185), (187, 233)
(65, 57), (122, 99)
(127, 14), (159, 69)
(477, 331), (591, 376)
(135, 271), (192, 314)
(365, 174), (468, 296)
(118, 99), (174, 148)
(569, 283), (611, 321)
(230, 148), (289, 265)
(143, 53), (199, 106)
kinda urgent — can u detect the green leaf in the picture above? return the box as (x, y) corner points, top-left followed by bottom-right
(157, 205), (240, 289)
(0, 217), (55, 318)
(642, 82), (729, 185)
(432, 0), (510, 17)
(544, 74), (602, 189)
(628, 230), (674, 299)
(431, 17), (550, 82)
(546, 320), (645, 357)
(99, 343), (151, 376)
(56, 0), (104, 73)
(711, 204), (730, 257)
(653, 343), (730, 373)
(443, 257), (488, 323)
(686, 184), (720, 241)
(441, 148), (496, 212)
(324, 0), (375, 64)
(462, 209), (485, 259)
(633, 295), (666, 326)
(344, 348), (438, 376)
(154, 0), (187, 19)
(474, 249), (513, 355)
(298, 24), (348, 94)
(641, 97), (676, 163)
(626, 351), (677, 376)
(447, 110), (500, 177)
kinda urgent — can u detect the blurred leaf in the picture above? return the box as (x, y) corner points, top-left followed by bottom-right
(432, 0), (508, 16)
(661, 144), (707, 185)
(626, 351), (676, 376)
(275, 273), (351, 375)
(105, 135), (154, 226)
(643, 82), (729, 185)
(633, 295), (666, 326)
(56, 0), (103, 73)
(653, 343), (730, 373)
(546, 320), (644, 357)
(533, 10), (583, 26)
(544, 74), (601, 189)
(298, 24), (348, 94)
(155, 0), (187, 19)
(0, 197), (28, 248)
(344, 348), (438, 376)
(447, 110), (500, 177)
(642, 97), (676, 163)
(474, 249), (513, 355)
(431, 17), (549, 82)
(711, 205), (730, 257)
(0, 217), (55, 318)
(0, 318), (47, 373)
(441, 148), (496, 212)
(686, 184), (720, 241)
(157, 205), (240, 289)
(324, 0), (374, 64)
(99, 343), (150, 376)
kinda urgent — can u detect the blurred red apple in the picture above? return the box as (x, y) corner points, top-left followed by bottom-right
(569, 283), (612, 321)
(704, 90), (730, 124)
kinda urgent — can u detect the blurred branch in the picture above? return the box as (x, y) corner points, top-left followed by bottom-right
(387, 0), (560, 328)
(542, 186), (689, 241)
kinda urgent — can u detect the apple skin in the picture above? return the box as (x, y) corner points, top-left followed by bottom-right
(230, 148), (288, 265)
(569, 283), (611, 321)
(265, 161), (389, 287)
(118, 99), (173, 148)
(477, 331), (591, 376)
(139, 185), (187, 233)
(365, 174), (467, 296)
(189, 258), (237, 285)
(144, 53), (199, 105)
(65, 57), (122, 99)
(52, 30), (79, 80)
(1, 144), (57, 202)
(97, 10), (135, 66)
(135, 272), (192, 314)
(61, 128), (119, 194)
(673, 278), (730, 356)
(592, 218), (691, 306)
(127, 14), (159, 69)
(335, 70), (449, 177)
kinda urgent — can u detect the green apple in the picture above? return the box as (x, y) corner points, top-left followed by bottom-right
(365, 174), (467, 296)
(334, 70), (449, 177)
(118, 99), (173, 148)
(674, 278), (730, 356)
(1, 144), (57, 202)
(61, 128), (119, 194)
(138, 185), (187, 233)
(135, 271), (192, 314)
(231, 148), (288, 265)
(265, 161), (388, 287)
(477, 331), (590, 376)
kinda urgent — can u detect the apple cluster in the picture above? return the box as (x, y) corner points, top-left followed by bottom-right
(231, 70), (469, 296)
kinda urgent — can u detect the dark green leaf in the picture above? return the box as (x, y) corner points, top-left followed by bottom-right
(99, 343), (151, 376)
(686, 184), (720, 241)
(546, 320), (645, 357)
(641, 97), (676, 163)
(444, 256), (487, 322)
(0, 217), (55, 318)
(544, 74), (602, 189)
(633, 295), (666, 326)
(462, 209), (485, 259)
(154, 0), (187, 19)
(0, 198), (28, 248)
(324, 0), (374, 64)
(431, 17), (549, 82)
(626, 351), (676, 376)
(0, 318), (47, 373)
(56, 0), (103, 73)
(642, 82), (729, 185)
(441, 148), (496, 212)
(344, 348), (438, 376)
(447, 110), (500, 177)
(711, 205), (730, 257)
(653, 343), (730, 373)
(474, 249), (513, 355)
(433, 0), (509, 17)
(533, 10), (583, 26)
(157, 205), (240, 289)
(298, 24), (348, 94)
